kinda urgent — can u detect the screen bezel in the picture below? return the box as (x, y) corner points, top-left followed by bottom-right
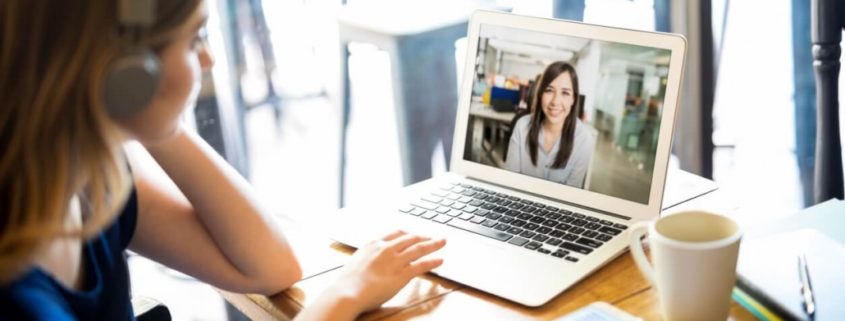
(451, 10), (687, 220)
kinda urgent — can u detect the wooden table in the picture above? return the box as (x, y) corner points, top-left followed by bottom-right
(220, 174), (759, 321)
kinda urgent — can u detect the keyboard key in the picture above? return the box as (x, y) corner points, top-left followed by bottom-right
(447, 209), (463, 217)
(534, 203), (546, 209)
(517, 213), (533, 220)
(532, 234), (549, 242)
(558, 209), (572, 215)
(498, 216), (514, 224)
(459, 183), (473, 188)
(496, 192), (508, 198)
(530, 216), (546, 224)
(511, 203), (525, 210)
(572, 219), (588, 227)
(508, 237), (529, 246)
(459, 196), (473, 203)
(565, 256), (579, 262)
(576, 238), (603, 248)
(507, 210), (522, 217)
(582, 231), (599, 238)
(494, 224), (510, 231)
(447, 219), (511, 242)
(586, 216), (599, 222)
(552, 249), (569, 258)
(542, 219), (558, 227)
(561, 242), (593, 254)
(452, 187), (466, 193)
(410, 208), (426, 216)
(432, 191), (449, 197)
(524, 223), (540, 231)
(432, 214), (452, 224)
(481, 203), (496, 210)
(451, 203), (466, 210)
(463, 206), (478, 214)
(435, 206), (451, 214)
(545, 238), (563, 246)
(412, 201), (438, 211)
(519, 231), (537, 238)
(421, 211), (438, 219)
(555, 223), (572, 231)
(486, 213), (502, 220)
(498, 200), (513, 206)
(549, 230), (565, 238)
(470, 216), (486, 224)
(537, 248), (551, 254)
(439, 200), (455, 207)
(599, 226), (622, 236)
(572, 213), (586, 219)
(596, 234), (612, 242)
(536, 227), (552, 234)
(547, 206), (559, 211)
(507, 196), (521, 201)
(600, 220), (614, 226)
(399, 205), (414, 213)
(493, 206), (508, 213)
(447, 194), (461, 200)
(524, 242), (542, 250)
(511, 219), (527, 227)
(560, 216), (575, 223)
(459, 213), (474, 220)
(562, 233), (578, 241)
(547, 213), (561, 220)
(488, 196), (501, 203)
(506, 227), (523, 235)
(461, 190), (477, 197)
(481, 219), (498, 228)
(585, 223), (602, 230)
(521, 200), (534, 205)
(475, 209), (490, 217)
(523, 206), (537, 213)
(570, 227), (586, 234)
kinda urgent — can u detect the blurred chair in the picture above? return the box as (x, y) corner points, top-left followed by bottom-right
(810, 0), (844, 203)
(336, 1), (484, 205)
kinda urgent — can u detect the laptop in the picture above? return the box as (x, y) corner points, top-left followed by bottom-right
(329, 10), (687, 307)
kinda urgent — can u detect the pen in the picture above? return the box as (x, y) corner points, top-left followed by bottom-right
(798, 253), (816, 318)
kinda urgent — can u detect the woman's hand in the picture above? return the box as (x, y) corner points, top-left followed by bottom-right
(330, 230), (446, 312)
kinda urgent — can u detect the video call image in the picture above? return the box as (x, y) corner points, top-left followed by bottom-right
(463, 24), (672, 204)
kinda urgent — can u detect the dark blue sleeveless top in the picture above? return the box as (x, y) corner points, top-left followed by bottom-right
(0, 187), (138, 321)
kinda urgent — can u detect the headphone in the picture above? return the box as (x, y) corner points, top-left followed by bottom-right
(103, 0), (161, 119)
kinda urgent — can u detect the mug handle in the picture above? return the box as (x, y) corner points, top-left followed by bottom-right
(628, 222), (656, 286)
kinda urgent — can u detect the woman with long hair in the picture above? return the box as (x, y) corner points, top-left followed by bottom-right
(505, 61), (596, 188)
(0, 1), (444, 320)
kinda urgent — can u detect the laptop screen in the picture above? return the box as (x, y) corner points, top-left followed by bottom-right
(462, 23), (673, 205)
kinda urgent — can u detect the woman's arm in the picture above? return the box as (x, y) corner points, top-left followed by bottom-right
(127, 128), (301, 295)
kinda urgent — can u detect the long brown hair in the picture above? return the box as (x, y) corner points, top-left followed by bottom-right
(527, 61), (580, 168)
(0, 0), (200, 283)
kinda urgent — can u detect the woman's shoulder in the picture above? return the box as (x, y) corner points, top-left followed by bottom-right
(0, 272), (76, 320)
(513, 114), (531, 131)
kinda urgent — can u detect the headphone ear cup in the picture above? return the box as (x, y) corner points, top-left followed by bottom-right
(103, 47), (161, 119)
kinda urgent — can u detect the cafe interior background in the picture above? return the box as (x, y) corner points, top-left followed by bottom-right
(123, 0), (845, 320)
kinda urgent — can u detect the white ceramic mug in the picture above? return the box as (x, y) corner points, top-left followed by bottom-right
(629, 211), (742, 321)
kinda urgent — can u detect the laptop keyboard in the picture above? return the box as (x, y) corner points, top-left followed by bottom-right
(399, 182), (628, 262)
